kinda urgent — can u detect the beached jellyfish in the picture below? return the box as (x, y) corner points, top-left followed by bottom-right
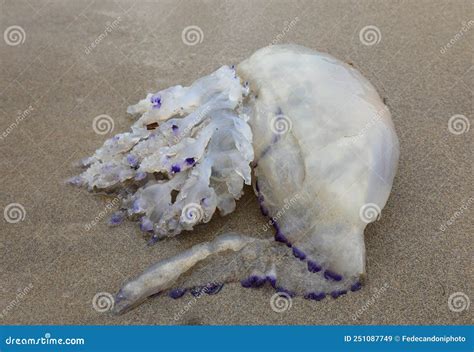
(70, 44), (399, 313)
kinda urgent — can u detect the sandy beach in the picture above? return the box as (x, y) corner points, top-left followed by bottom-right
(1, 0), (472, 325)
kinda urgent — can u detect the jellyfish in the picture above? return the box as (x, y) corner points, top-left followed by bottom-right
(70, 44), (399, 313)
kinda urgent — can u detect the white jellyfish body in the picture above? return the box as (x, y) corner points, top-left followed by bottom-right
(239, 45), (399, 281)
(70, 45), (399, 313)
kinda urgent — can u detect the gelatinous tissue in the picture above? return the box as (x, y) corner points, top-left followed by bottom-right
(69, 45), (399, 313)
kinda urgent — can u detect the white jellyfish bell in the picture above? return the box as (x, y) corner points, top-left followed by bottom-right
(70, 44), (399, 313)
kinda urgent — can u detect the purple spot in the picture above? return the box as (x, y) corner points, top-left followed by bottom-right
(190, 286), (204, 297)
(274, 231), (291, 247)
(109, 212), (124, 226)
(330, 290), (347, 299)
(201, 197), (209, 207)
(241, 276), (257, 288)
(260, 145), (271, 159)
(257, 194), (264, 203)
(351, 281), (362, 292)
(313, 293), (326, 301)
(253, 277), (266, 288)
(132, 199), (142, 213)
(292, 247), (306, 260)
(140, 217), (153, 232)
(307, 260), (322, 273)
(260, 205), (269, 217)
(205, 283), (224, 295)
(272, 221), (280, 233)
(324, 270), (343, 282)
(127, 154), (138, 167)
(147, 234), (159, 246)
(135, 172), (147, 181)
(171, 164), (181, 173)
(169, 288), (186, 299)
(271, 134), (280, 143)
(150, 95), (161, 109)
(266, 276), (276, 288)
(185, 157), (195, 166)
(255, 180), (260, 192)
(276, 287), (295, 297)
(115, 289), (126, 304)
(304, 292), (326, 301)
(112, 135), (120, 141)
(172, 124), (178, 132)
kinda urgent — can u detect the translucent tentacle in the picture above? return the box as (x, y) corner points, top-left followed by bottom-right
(113, 232), (362, 314)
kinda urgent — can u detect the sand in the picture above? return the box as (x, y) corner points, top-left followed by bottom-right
(1, 0), (472, 325)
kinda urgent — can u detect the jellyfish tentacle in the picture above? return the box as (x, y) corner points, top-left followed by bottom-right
(113, 232), (362, 314)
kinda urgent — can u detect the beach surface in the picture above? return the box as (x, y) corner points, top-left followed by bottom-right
(1, 0), (472, 325)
